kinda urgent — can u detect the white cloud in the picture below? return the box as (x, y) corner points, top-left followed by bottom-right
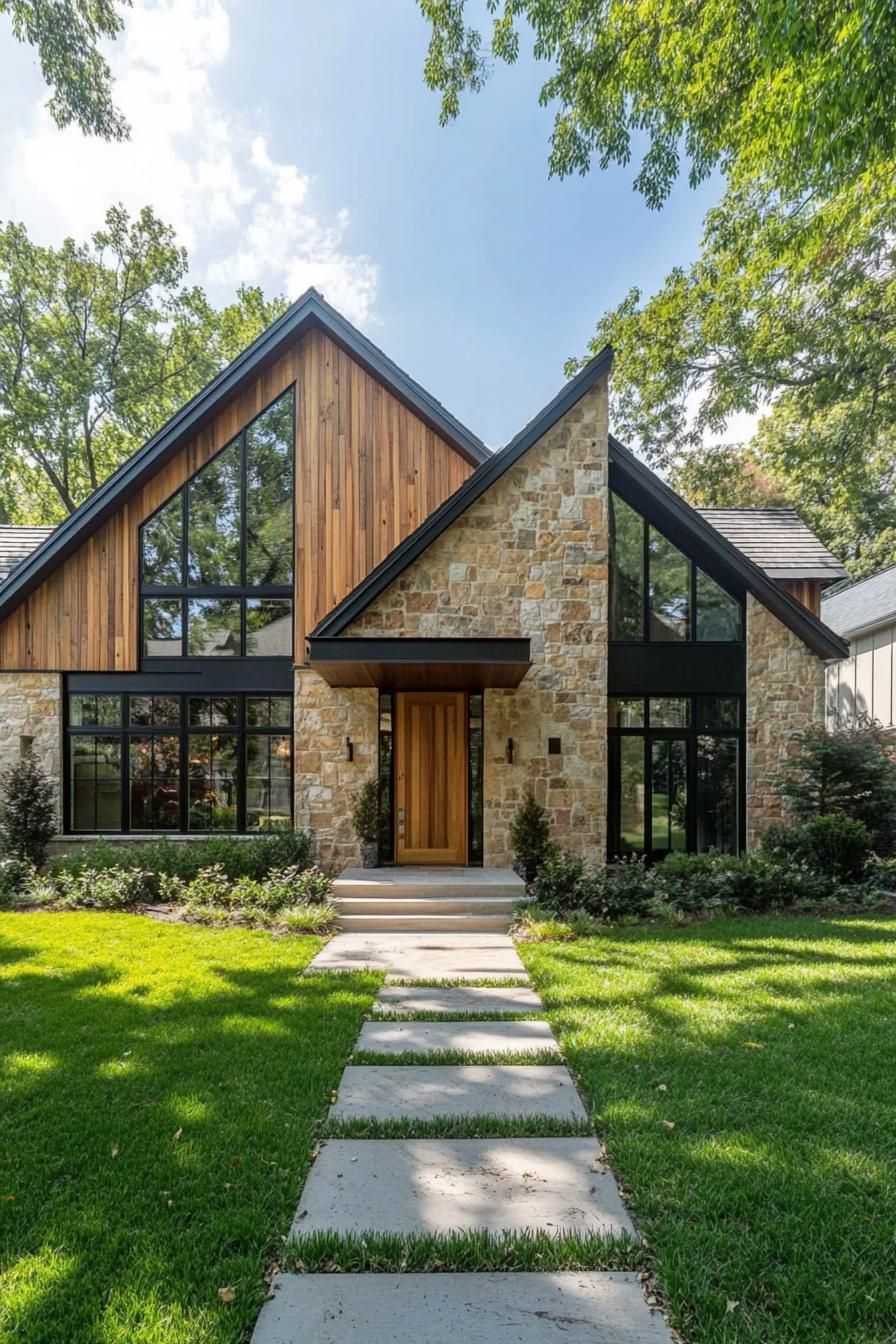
(0, 0), (378, 325)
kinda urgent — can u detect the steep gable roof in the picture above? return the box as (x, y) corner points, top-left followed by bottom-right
(821, 565), (896, 638)
(311, 378), (847, 660)
(312, 346), (615, 637)
(0, 288), (488, 625)
(696, 507), (847, 582)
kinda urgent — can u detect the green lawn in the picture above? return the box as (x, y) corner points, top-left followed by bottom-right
(0, 913), (379, 1344)
(520, 916), (896, 1344)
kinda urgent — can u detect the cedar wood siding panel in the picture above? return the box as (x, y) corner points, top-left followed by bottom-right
(0, 329), (473, 670)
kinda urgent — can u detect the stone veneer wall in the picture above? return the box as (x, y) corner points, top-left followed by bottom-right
(0, 672), (63, 823)
(293, 670), (378, 870)
(338, 377), (611, 868)
(745, 594), (827, 846)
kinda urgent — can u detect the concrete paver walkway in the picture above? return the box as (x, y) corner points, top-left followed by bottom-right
(252, 930), (672, 1344)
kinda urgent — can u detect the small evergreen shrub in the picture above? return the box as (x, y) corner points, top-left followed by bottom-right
(510, 791), (555, 884)
(762, 815), (872, 884)
(352, 781), (379, 845)
(0, 857), (34, 907)
(0, 754), (57, 866)
(775, 724), (896, 853)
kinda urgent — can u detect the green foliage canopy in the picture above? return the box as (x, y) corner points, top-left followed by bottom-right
(1, 0), (130, 140)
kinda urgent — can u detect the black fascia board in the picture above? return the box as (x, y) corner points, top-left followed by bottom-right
(308, 636), (531, 665)
(0, 289), (488, 624)
(609, 436), (848, 660)
(312, 346), (615, 637)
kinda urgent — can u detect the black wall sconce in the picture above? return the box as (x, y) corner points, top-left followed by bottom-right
(345, 737), (354, 762)
(505, 737), (514, 764)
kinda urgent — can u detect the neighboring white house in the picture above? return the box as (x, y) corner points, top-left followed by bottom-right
(822, 567), (896, 729)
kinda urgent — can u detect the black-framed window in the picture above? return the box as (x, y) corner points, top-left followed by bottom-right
(608, 694), (744, 860)
(140, 388), (295, 659)
(66, 691), (293, 833)
(610, 492), (743, 643)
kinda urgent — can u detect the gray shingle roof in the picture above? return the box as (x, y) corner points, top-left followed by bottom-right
(821, 565), (896, 638)
(695, 508), (847, 581)
(0, 525), (56, 581)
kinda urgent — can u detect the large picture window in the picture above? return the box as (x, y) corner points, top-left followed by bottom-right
(140, 388), (295, 659)
(610, 492), (743, 643)
(608, 695), (743, 860)
(66, 691), (293, 833)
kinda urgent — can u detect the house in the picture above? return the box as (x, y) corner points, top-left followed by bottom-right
(0, 290), (848, 868)
(822, 567), (896, 729)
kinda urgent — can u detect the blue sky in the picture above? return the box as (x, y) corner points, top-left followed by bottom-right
(0, 0), (728, 447)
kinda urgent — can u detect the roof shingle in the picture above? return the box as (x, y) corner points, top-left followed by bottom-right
(695, 508), (847, 581)
(820, 565), (896, 638)
(0, 525), (56, 581)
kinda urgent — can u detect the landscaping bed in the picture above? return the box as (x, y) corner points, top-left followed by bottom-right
(0, 913), (380, 1344)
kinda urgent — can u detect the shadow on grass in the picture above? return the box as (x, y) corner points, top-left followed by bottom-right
(0, 914), (380, 1344)
(522, 915), (896, 1344)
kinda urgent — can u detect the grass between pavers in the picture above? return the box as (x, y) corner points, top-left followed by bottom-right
(322, 1114), (594, 1139)
(350, 1048), (559, 1066)
(0, 912), (381, 1344)
(286, 1228), (643, 1274)
(370, 1009), (544, 1022)
(383, 976), (530, 988)
(519, 915), (896, 1344)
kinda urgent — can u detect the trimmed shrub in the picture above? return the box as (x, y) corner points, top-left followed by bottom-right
(352, 781), (379, 845)
(0, 754), (57, 867)
(762, 815), (873, 884)
(775, 724), (896, 853)
(0, 857), (35, 908)
(52, 866), (156, 910)
(510, 791), (555, 885)
(51, 828), (314, 886)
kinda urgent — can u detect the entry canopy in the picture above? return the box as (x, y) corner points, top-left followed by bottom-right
(306, 637), (531, 689)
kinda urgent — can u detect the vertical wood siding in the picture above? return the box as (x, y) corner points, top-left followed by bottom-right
(0, 328), (474, 670)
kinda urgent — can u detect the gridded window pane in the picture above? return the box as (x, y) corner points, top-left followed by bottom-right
(187, 439), (241, 585)
(130, 736), (180, 830)
(697, 736), (739, 853)
(619, 736), (645, 854)
(246, 391), (294, 586)
(71, 735), (122, 830)
(246, 734), (292, 830)
(246, 695), (292, 728)
(69, 694), (121, 726)
(648, 528), (690, 640)
(650, 698), (690, 727)
(141, 495), (183, 585)
(651, 738), (687, 854)
(245, 598), (292, 656)
(188, 696), (238, 727)
(697, 697), (741, 730)
(143, 599), (183, 657)
(608, 697), (645, 728)
(187, 597), (241, 656)
(697, 569), (743, 640)
(187, 734), (238, 830)
(610, 493), (644, 639)
(129, 695), (180, 726)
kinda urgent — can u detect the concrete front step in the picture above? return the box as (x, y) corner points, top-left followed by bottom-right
(252, 1273), (673, 1344)
(338, 912), (514, 933)
(336, 895), (518, 915)
(334, 866), (525, 902)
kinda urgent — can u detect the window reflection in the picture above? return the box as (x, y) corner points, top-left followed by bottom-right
(187, 440), (242, 586)
(648, 528), (690, 640)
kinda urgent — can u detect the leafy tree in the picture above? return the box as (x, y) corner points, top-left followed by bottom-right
(0, 206), (289, 522)
(1, 0), (130, 140)
(420, 0), (896, 205)
(775, 724), (896, 854)
(0, 752), (57, 866)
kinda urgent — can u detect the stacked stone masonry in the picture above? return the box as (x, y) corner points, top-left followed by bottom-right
(0, 672), (62, 819)
(745, 594), (827, 846)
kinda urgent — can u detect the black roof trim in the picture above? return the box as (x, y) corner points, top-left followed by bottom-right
(312, 346), (615, 636)
(0, 288), (488, 624)
(609, 436), (848, 660)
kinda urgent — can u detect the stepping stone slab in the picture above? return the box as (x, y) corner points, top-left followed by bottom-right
(355, 1019), (559, 1056)
(375, 985), (544, 1015)
(329, 1065), (588, 1122)
(306, 932), (527, 979)
(289, 1137), (636, 1238)
(251, 1272), (672, 1344)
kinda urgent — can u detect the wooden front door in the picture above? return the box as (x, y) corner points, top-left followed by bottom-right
(395, 691), (468, 864)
